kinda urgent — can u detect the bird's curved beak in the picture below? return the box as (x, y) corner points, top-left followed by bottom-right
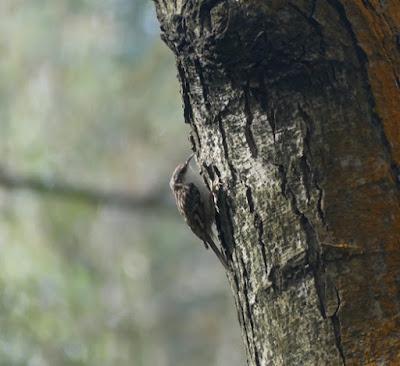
(185, 153), (195, 166)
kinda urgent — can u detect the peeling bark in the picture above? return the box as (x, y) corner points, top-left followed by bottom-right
(154, 0), (400, 364)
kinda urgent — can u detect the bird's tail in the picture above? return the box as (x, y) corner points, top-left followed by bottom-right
(206, 235), (230, 271)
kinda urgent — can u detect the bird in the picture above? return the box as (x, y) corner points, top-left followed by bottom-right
(170, 154), (229, 270)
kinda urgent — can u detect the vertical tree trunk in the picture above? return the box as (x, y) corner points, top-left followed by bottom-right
(154, 1), (400, 364)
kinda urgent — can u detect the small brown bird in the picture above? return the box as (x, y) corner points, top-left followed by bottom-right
(170, 154), (229, 270)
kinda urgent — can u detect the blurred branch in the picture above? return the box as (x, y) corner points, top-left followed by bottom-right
(0, 167), (173, 212)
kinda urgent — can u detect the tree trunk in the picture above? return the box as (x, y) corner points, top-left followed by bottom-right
(154, 1), (400, 364)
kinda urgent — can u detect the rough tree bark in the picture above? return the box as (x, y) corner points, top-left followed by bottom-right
(154, 1), (400, 364)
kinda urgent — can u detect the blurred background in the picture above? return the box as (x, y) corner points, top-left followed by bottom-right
(0, 1), (244, 365)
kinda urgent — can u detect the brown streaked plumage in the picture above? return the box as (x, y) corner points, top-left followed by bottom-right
(170, 154), (229, 270)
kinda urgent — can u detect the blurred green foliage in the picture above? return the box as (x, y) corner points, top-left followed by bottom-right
(0, 1), (244, 365)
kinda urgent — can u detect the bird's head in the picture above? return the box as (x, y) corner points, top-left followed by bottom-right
(169, 153), (194, 190)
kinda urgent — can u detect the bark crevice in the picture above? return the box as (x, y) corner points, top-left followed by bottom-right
(330, 286), (345, 365)
(243, 87), (258, 158)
